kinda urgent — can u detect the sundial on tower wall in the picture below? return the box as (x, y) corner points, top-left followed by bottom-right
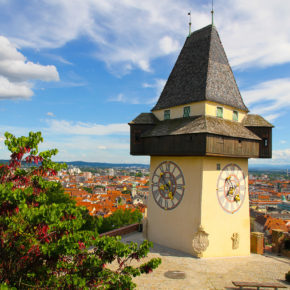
(129, 24), (273, 258)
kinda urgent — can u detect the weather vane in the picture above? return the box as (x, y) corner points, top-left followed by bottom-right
(188, 11), (192, 36)
(211, 0), (214, 26)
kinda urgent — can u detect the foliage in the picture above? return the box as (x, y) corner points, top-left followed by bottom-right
(82, 186), (93, 194)
(98, 209), (142, 234)
(121, 189), (131, 195)
(285, 270), (290, 282)
(0, 132), (161, 289)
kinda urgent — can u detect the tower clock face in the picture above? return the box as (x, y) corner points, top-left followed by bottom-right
(151, 161), (185, 210)
(216, 163), (246, 214)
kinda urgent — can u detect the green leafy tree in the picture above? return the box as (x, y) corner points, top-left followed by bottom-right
(98, 209), (142, 234)
(121, 189), (131, 195)
(83, 186), (93, 194)
(0, 132), (161, 289)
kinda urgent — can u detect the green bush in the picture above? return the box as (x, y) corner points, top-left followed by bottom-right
(0, 132), (161, 289)
(98, 209), (142, 234)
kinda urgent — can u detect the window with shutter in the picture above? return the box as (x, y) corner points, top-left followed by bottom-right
(216, 107), (223, 118)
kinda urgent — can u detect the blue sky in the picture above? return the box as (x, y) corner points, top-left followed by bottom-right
(0, 0), (289, 165)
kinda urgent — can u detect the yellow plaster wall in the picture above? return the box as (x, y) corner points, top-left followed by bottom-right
(147, 156), (203, 254)
(153, 102), (206, 121)
(200, 157), (250, 257)
(152, 101), (246, 122)
(148, 156), (250, 258)
(205, 102), (247, 122)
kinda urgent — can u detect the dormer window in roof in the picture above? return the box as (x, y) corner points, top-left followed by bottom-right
(233, 110), (239, 122)
(164, 110), (170, 120)
(183, 106), (190, 118)
(216, 106), (223, 118)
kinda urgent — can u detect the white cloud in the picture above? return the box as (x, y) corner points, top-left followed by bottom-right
(109, 78), (166, 105)
(1, 0), (290, 73)
(0, 36), (59, 82)
(0, 36), (25, 61)
(0, 135), (4, 150)
(242, 78), (290, 120)
(108, 93), (140, 104)
(159, 36), (180, 54)
(250, 148), (290, 165)
(138, 60), (151, 72)
(272, 148), (290, 164)
(144, 78), (166, 92)
(46, 119), (129, 135)
(109, 93), (125, 103)
(219, 0), (290, 69)
(98, 145), (107, 150)
(46, 112), (55, 117)
(280, 140), (287, 145)
(0, 119), (130, 138)
(0, 35), (59, 99)
(0, 76), (33, 99)
(0, 0), (186, 73)
(143, 78), (166, 103)
(263, 114), (280, 122)
(42, 137), (139, 163)
(43, 53), (73, 65)
(0, 60), (59, 83)
(0, 123), (137, 163)
(45, 137), (143, 163)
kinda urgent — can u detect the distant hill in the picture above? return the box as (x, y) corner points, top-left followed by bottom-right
(0, 160), (149, 169)
(249, 163), (290, 171)
(1, 159), (289, 171)
(64, 161), (149, 168)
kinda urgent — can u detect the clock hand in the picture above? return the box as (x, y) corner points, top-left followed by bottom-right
(160, 173), (176, 200)
(160, 172), (167, 186)
(234, 194), (240, 202)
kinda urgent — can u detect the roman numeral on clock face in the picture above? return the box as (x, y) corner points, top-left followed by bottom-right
(165, 162), (170, 172)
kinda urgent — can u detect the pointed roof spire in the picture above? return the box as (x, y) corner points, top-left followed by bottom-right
(211, 0), (214, 26)
(151, 25), (248, 112)
(188, 11), (192, 36)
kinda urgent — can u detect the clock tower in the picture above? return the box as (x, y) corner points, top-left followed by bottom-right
(129, 25), (273, 258)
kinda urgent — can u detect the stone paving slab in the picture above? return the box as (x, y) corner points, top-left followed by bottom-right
(121, 232), (290, 290)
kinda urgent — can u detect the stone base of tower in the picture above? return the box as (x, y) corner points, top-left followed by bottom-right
(147, 156), (250, 258)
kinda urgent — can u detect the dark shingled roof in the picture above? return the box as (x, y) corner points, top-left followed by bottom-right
(242, 114), (274, 127)
(151, 25), (248, 112)
(129, 113), (158, 124)
(141, 115), (260, 140)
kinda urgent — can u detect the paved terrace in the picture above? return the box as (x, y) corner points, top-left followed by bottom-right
(121, 232), (290, 290)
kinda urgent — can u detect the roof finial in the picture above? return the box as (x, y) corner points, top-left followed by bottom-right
(188, 11), (192, 37)
(211, 0), (214, 26)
